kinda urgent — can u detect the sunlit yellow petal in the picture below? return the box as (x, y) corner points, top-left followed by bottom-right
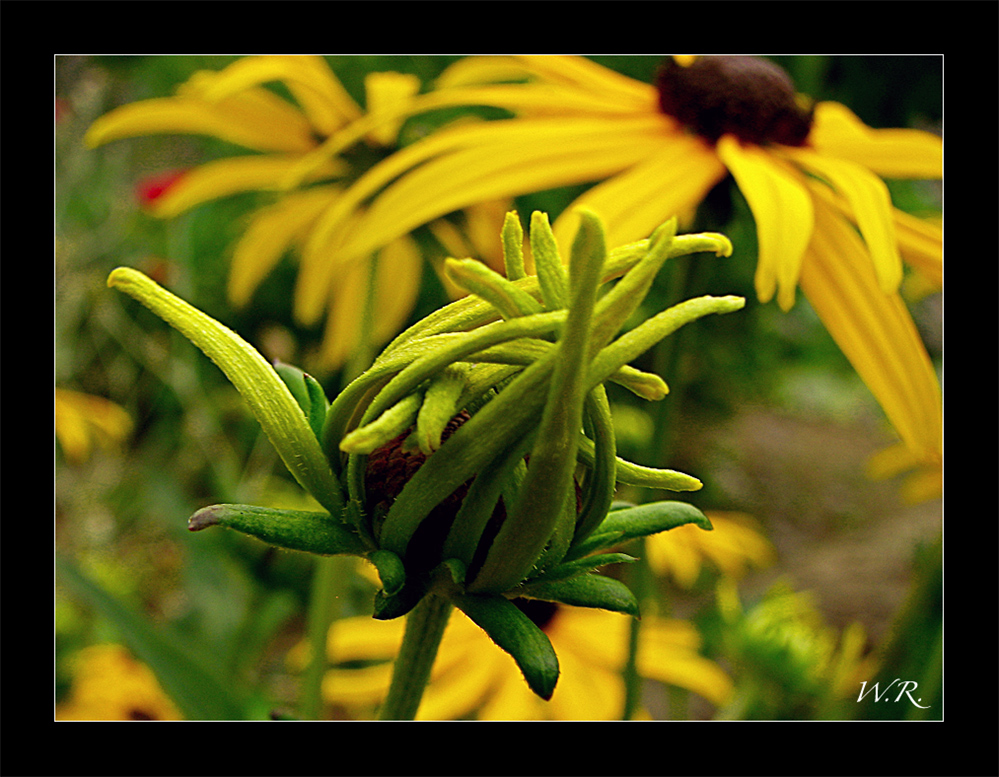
(186, 55), (362, 137)
(228, 186), (341, 307)
(370, 235), (424, 345)
(327, 615), (404, 662)
(784, 148), (902, 293)
(809, 101), (942, 179)
(637, 631), (734, 706)
(552, 132), (726, 251)
(475, 671), (544, 720)
(717, 136), (814, 310)
(55, 388), (133, 464)
(149, 155), (345, 219)
(798, 192), (941, 463)
(548, 648), (623, 720)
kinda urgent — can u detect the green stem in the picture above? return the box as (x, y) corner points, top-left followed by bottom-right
(300, 555), (342, 720)
(379, 594), (453, 720)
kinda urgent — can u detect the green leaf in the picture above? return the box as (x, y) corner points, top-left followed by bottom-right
(57, 556), (252, 720)
(527, 552), (637, 584)
(515, 573), (640, 617)
(107, 267), (344, 516)
(188, 504), (369, 556)
(451, 593), (559, 700)
(274, 361), (330, 443)
(564, 500), (713, 561)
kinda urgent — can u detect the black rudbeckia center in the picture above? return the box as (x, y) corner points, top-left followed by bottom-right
(656, 56), (813, 147)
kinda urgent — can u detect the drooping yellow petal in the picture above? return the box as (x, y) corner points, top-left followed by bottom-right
(785, 147), (902, 293)
(636, 622), (734, 706)
(294, 115), (668, 325)
(55, 388), (133, 464)
(717, 136), (814, 310)
(798, 193), (941, 464)
(809, 101), (942, 180)
(148, 155), (346, 219)
(228, 186), (341, 308)
(85, 88), (318, 153)
(552, 131), (726, 251)
(183, 55), (362, 136)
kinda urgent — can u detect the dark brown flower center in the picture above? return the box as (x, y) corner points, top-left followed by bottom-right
(656, 56), (813, 147)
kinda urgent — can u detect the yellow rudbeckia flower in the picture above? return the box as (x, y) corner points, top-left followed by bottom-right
(300, 601), (732, 720)
(85, 56), (508, 372)
(292, 54), (941, 488)
(55, 388), (133, 465)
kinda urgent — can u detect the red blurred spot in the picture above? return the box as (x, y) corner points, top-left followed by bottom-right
(136, 169), (188, 207)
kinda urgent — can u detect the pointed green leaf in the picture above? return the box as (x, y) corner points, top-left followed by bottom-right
(527, 552), (637, 584)
(274, 361), (329, 443)
(516, 572), (640, 617)
(444, 258), (543, 319)
(188, 504), (369, 556)
(501, 210), (527, 281)
(108, 267), (343, 516)
(452, 593), (559, 700)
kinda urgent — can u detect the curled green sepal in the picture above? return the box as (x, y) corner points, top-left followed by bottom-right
(108, 268), (344, 516)
(451, 593), (559, 700)
(563, 500), (713, 562)
(526, 552), (637, 585)
(188, 504), (367, 556)
(369, 549), (406, 596)
(514, 573), (640, 618)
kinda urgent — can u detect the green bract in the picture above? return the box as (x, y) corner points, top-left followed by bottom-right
(108, 209), (744, 702)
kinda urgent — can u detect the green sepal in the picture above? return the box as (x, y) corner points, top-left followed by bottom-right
(273, 361), (329, 443)
(372, 578), (427, 621)
(514, 572), (640, 617)
(451, 593), (559, 700)
(526, 552), (637, 585)
(188, 504), (368, 556)
(563, 500), (713, 562)
(369, 549), (406, 596)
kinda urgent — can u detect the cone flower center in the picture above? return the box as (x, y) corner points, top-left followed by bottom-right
(656, 56), (813, 146)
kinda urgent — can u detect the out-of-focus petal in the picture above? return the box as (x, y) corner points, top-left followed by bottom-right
(637, 620), (734, 706)
(798, 192), (942, 464)
(148, 155), (345, 219)
(85, 90), (317, 153)
(552, 131), (726, 251)
(717, 136), (814, 310)
(364, 71), (422, 145)
(785, 148), (902, 293)
(228, 186), (341, 307)
(894, 209), (942, 288)
(809, 101), (942, 180)
(182, 55), (362, 136)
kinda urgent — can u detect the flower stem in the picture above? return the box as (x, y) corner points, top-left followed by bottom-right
(378, 594), (453, 720)
(300, 555), (343, 719)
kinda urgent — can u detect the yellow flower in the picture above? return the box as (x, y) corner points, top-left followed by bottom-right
(86, 56), (507, 372)
(644, 511), (776, 589)
(56, 644), (183, 721)
(295, 54), (941, 483)
(307, 600), (732, 720)
(55, 388), (132, 465)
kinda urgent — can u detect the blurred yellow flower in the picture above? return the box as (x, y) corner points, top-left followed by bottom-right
(644, 511), (776, 589)
(55, 388), (132, 465)
(294, 54), (941, 485)
(56, 644), (182, 721)
(86, 56), (509, 372)
(299, 601), (732, 720)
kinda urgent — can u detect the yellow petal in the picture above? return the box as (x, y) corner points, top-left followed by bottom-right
(86, 90), (317, 153)
(809, 101), (942, 180)
(798, 193), (941, 463)
(785, 147), (902, 293)
(183, 55), (361, 136)
(894, 209), (942, 288)
(228, 186), (341, 307)
(364, 71), (422, 145)
(149, 155), (345, 219)
(552, 131), (726, 251)
(717, 136), (814, 310)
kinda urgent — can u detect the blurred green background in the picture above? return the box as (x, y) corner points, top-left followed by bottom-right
(54, 55), (942, 721)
